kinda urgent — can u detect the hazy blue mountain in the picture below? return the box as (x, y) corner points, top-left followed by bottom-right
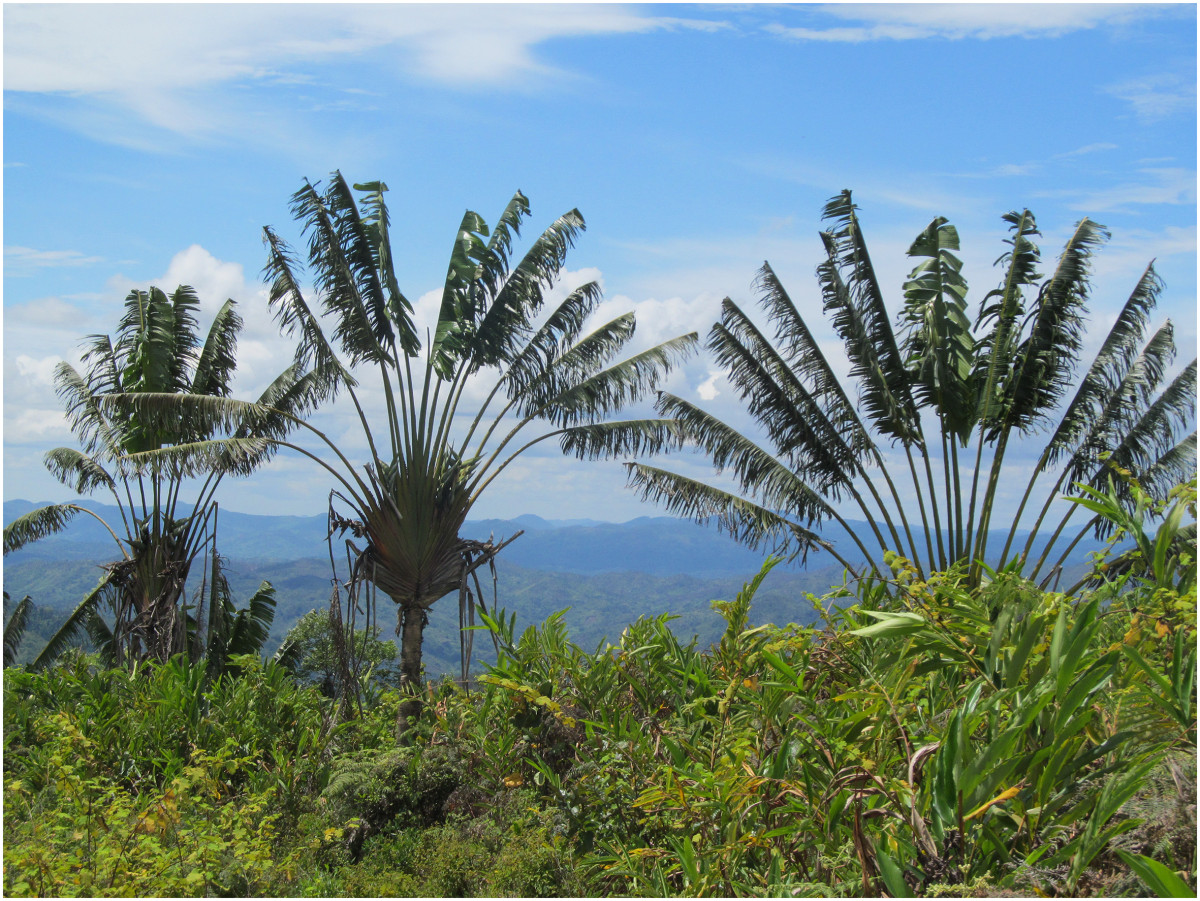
(3, 497), (1109, 679)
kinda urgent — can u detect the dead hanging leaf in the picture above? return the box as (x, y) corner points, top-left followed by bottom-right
(964, 784), (1023, 821)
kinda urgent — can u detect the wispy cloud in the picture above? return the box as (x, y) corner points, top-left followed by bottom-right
(766, 4), (1166, 43)
(5, 246), (104, 275)
(3, 5), (722, 149)
(1035, 167), (1196, 213)
(1054, 143), (1119, 159)
(1106, 73), (1197, 123)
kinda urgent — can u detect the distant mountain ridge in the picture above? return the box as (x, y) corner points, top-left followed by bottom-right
(3, 498), (1108, 579)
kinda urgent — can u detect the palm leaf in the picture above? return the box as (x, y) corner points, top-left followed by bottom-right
(475, 207), (587, 367)
(623, 462), (830, 562)
(820, 190), (920, 444)
(515, 313), (639, 413)
(1141, 432), (1197, 500)
(225, 581), (278, 657)
(191, 298), (242, 399)
(1068, 324), (1179, 483)
(1100, 358), (1198, 489)
(502, 281), (605, 398)
(654, 394), (838, 527)
(4, 594), (33, 667)
(538, 334), (699, 427)
(1042, 263), (1162, 467)
(290, 178), (391, 367)
(84, 609), (118, 667)
(31, 570), (113, 670)
(42, 448), (117, 497)
(55, 360), (125, 458)
(710, 302), (860, 495)
(166, 285), (204, 393)
(899, 216), (975, 441)
(476, 191), (530, 302)
(324, 172), (398, 354)
(353, 179), (420, 354)
(119, 437), (275, 479)
(973, 209), (1042, 433)
(4, 503), (86, 555)
(263, 224), (355, 389)
(754, 263), (869, 453)
(1000, 219), (1109, 438)
(559, 417), (688, 461)
(432, 209), (490, 379)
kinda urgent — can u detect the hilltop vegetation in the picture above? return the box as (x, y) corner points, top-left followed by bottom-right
(3, 182), (1195, 897)
(4, 496), (1196, 895)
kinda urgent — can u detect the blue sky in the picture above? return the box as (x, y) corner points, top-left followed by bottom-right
(4, 3), (1196, 526)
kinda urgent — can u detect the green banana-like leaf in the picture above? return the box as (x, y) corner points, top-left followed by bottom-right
(1116, 850), (1197, 897)
(3, 594), (32, 667)
(31, 569), (114, 670)
(4, 503), (85, 555)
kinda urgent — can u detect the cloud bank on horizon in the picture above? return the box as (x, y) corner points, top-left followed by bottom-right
(4, 2), (1195, 524)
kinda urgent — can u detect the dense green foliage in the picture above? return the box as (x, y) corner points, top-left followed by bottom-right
(5, 481), (1194, 897)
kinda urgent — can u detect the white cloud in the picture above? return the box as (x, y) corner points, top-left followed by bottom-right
(3, 5), (720, 147)
(5, 409), (69, 441)
(1106, 73), (1197, 123)
(1036, 167), (1196, 213)
(14, 355), (62, 386)
(1054, 143), (1119, 159)
(5, 246), (104, 274)
(768, 4), (1162, 43)
(697, 370), (724, 402)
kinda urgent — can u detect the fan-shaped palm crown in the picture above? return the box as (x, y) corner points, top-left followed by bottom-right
(253, 174), (697, 711)
(3, 286), (320, 668)
(621, 191), (1196, 587)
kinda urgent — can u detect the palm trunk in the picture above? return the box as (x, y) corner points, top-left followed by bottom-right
(396, 603), (427, 734)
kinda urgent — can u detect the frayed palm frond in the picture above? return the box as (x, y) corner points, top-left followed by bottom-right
(1101, 359), (1197, 488)
(900, 216), (975, 441)
(31, 570), (113, 670)
(4, 594), (33, 667)
(55, 360), (125, 459)
(653, 395), (837, 526)
(42, 449), (116, 497)
(354, 180), (421, 355)
(516, 313), (639, 413)
(502, 281), (604, 397)
(973, 209), (1042, 434)
(119, 437), (275, 479)
(4, 503), (87, 555)
(99, 392), (265, 438)
(753, 265), (869, 454)
(1042, 263), (1162, 468)
(191, 299), (242, 398)
(1142, 433), (1198, 501)
(818, 230), (919, 447)
(263, 225), (352, 383)
(560, 418), (688, 461)
(475, 208), (587, 367)
(1068, 324), (1179, 483)
(1000, 219), (1109, 438)
(821, 190), (920, 445)
(539, 334), (699, 427)
(709, 305), (862, 492)
(624, 462), (829, 563)
(477, 191), (529, 301)
(290, 178), (395, 369)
